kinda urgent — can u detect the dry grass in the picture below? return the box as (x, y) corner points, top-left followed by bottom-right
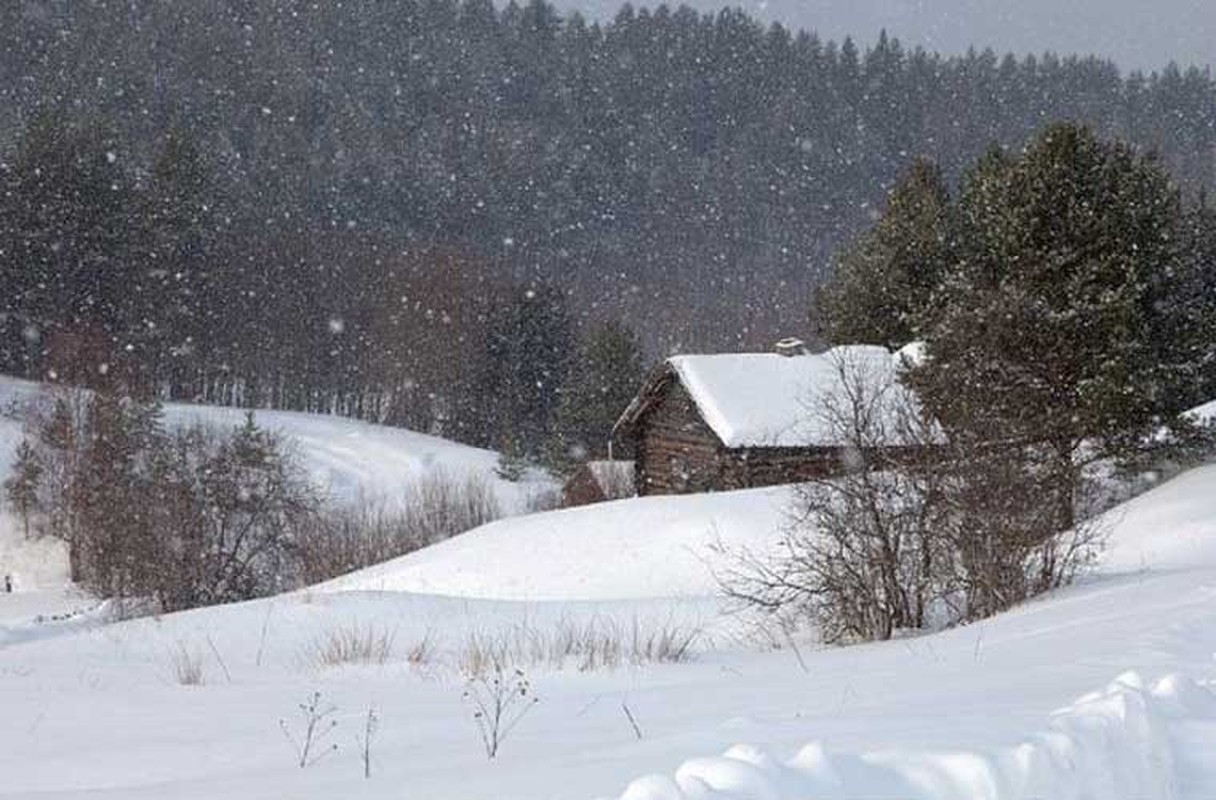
(170, 643), (205, 686)
(457, 616), (701, 678)
(406, 629), (437, 666)
(309, 623), (396, 667)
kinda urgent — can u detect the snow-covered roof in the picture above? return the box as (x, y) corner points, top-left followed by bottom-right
(661, 344), (918, 449)
(1184, 399), (1216, 428)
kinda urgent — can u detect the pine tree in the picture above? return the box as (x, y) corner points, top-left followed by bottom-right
(908, 123), (1187, 532)
(5, 439), (43, 539)
(817, 158), (954, 347)
(480, 284), (575, 457)
(546, 320), (645, 474)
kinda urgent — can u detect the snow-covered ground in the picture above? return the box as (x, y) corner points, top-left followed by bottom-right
(319, 486), (789, 600)
(1, 381), (1215, 799)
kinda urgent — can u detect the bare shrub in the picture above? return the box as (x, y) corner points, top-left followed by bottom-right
(280, 691), (340, 768)
(404, 469), (501, 544)
(19, 390), (318, 612)
(718, 353), (1103, 643)
(938, 441), (1104, 620)
(296, 470), (501, 583)
(718, 354), (949, 643)
(295, 500), (410, 585)
(309, 623), (395, 667)
(462, 662), (538, 759)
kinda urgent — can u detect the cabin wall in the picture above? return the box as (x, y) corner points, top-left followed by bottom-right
(714, 447), (841, 491)
(634, 381), (723, 495)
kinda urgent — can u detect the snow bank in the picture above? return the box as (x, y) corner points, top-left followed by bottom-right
(320, 486), (790, 600)
(609, 672), (1216, 800)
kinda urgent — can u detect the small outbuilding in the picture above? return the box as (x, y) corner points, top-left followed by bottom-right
(561, 460), (636, 508)
(612, 341), (923, 496)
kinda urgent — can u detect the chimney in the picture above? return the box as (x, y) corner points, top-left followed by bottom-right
(774, 337), (808, 357)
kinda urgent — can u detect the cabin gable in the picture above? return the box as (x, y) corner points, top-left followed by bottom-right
(632, 378), (724, 495)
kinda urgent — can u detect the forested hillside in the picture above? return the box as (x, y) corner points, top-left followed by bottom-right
(1, 0), (1213, 448)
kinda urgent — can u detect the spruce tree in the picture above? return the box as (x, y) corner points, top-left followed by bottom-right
(817, 158), (954, 347)
(5, 439), (42, 539)
(546, 320), (645, 473)
(480, 284), (575, 457)
(909, 123), (1187, 531)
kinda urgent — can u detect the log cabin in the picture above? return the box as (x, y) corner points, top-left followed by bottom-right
(612, 340), (924, 496)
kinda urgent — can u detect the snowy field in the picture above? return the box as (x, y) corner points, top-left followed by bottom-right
(1, 384), (1215, 798)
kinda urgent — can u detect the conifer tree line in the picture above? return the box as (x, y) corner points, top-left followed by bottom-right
(1, 0), (1214, 455)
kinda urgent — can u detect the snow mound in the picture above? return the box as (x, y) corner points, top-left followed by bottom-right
(320, 486), (791, 600)
(609, 672), (1216, 800)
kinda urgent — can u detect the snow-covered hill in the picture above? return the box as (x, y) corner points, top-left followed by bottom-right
(0, 375), (548, 510)
(0, 465), (1215, 796)
(2, 374), (1216, 799)
(320, 486), (789, 600)
(0, 375), (552, 595)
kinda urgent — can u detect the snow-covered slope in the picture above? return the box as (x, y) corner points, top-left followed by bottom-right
(320, 486), (789, 600)
(0, 375), (553, 593)
(1, 464), (1215, 798)
(0, 375), (547, 511)
(3, 370), (1216, 799)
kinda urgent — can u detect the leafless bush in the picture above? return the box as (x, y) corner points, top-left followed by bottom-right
(462, 662), (538, 759)
(719, 354), (950, 643)
(280, 691), (340, 768)
(296, 471), (501, 583)
(309, 623), (396, 667)
(404, 470), (500, 543)
(717, 353), (1101, 644)
(939, 442), (1104, 620)
(17, 390), (318, 612)
(295, 501), (413, 585)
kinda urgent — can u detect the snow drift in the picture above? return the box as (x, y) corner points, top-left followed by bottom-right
(610, 671), (1216, 800)
(319, 485), (791, 600)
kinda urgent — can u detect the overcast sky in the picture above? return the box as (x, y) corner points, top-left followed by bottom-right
(549, 0), (1213, 74)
